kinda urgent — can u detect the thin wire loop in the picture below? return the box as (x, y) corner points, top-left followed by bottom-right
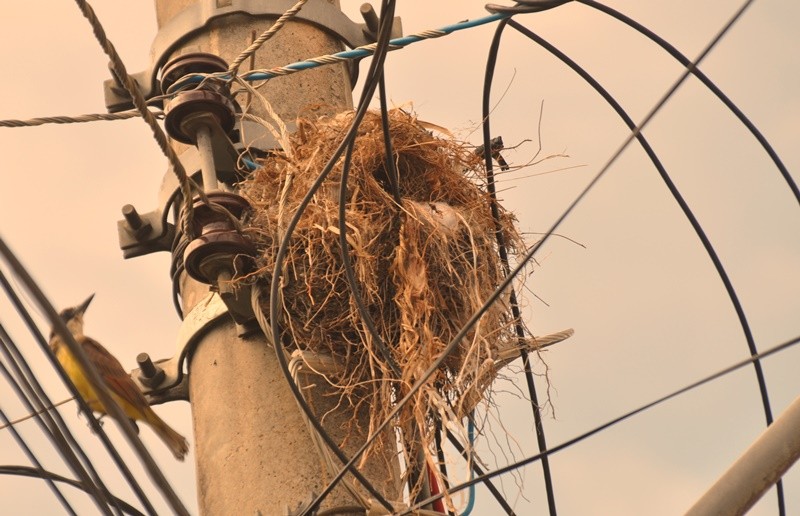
(0, 465), (145, 516)
(505, 13), (787, 511)
(481, 18), (557, 516)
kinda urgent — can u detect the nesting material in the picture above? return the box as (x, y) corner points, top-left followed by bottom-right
(239, 109), (535, 498)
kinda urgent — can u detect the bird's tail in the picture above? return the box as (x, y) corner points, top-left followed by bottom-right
(144, 409), (189, 461)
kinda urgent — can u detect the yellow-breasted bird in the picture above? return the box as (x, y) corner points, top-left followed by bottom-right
(49, 294), (189, 460)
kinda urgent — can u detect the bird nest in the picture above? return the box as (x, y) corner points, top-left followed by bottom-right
(239, 108), (534, 498)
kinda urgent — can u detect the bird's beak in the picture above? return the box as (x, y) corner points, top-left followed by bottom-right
(76, 294), (95, 316)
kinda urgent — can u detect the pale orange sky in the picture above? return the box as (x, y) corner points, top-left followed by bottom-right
(1, 1), (798, 514)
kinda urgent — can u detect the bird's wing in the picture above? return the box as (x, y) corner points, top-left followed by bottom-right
(80, 336), (149, 408)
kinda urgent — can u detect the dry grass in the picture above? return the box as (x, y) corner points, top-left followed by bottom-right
(239, 108), (529, 501)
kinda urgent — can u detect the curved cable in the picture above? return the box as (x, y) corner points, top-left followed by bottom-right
(446, 430), (514, 515)
(485, 0), (571, 15)
(481, 18), (557, 515)
(378, 76), (402, 204)
(251, 287), (394, 512)
(459, 419), (476, 516)
(0, 390), (76, 515)
(576, 0), (799, 206)
(506, 11), (785, 512)
(0, 465), (144, 516)
(0, 237), (188, 515)
(407, 332), (800, 513)
(0, 269), (157, 515)
(263, 0), (431, 512)
(303, 1), (757, 510)
(337, 0), (403, 378)
(0, 270), (156, 515)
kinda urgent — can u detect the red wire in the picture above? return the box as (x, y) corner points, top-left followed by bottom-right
(427, 463), (447, 514)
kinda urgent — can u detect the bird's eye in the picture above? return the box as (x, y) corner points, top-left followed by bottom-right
(60, 309), (75, 322)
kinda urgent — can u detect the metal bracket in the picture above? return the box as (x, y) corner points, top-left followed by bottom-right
(131, 292), (231, 404)
(104, 0), (403, 112)
(117, 124), (243, 258)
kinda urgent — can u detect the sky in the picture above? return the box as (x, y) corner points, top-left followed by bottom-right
(0, 1), (799, 514)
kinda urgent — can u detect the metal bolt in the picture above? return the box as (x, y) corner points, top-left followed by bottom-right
(137, 352), (166, 387)
(122, 204), (143, 230)
(360, 4), (380, 38)
(122, 204), (152, 240)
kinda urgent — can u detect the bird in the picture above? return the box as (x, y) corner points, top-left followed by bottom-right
(49, 294), (189, 461)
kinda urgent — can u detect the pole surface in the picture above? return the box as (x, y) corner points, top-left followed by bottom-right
(153, 1), (401, 513)
(686, 394), (800, 516)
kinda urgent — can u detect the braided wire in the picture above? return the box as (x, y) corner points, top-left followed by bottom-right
(0, 110), (162, 128)
(227, 0), (309, 77)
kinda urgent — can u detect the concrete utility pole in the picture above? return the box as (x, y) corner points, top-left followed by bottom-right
(145, 1), (401, 513)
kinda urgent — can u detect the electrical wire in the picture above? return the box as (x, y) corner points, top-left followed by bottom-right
(252, 287), (395, 513)
(485, 0), (571, 15)
(504, 12), (787, 512)
(255, 5), (407, 512)
(262, 0), (439, 512)
(0, 465), (145, 516)
(459, 420), (476, 516)
(575, 0), (799, 207)
(0, 109), (163, 128)
(287, 353), (371, 508)
(0, 320), (120, 515)
(0, 397), (74, 430)
(337, 0), (403, 378)
(480, 18), (557, 516)
(0, 268), (157, 515)
(169, 4), (564, 92)
(404, 332), (800, 513)
(0, 237), (188, 515)
(0, 389), (76, 515)
(445, 430), (514, 515)
(305, 0), (758, 510)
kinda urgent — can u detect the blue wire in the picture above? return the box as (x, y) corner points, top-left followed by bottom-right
(461, 418), (476, 516)
(170, 12), (508, 90)
(241, 157), (259, 171)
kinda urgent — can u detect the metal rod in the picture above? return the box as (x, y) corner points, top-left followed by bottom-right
(686, 394), (800, 515)
(194, 124), (218, 192)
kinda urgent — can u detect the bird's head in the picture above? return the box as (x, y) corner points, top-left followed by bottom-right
(49, 294), (95, 344)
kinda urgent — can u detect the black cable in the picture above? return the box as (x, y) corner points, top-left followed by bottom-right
(481, 18), (557, 516)
(259, 11), (407, 501)
(445, 430), (515, 515)
(485, 0), (571, 16)
(576, 0), (799, 207)
(305, 1), (757, 508)
(378, 76), (402, 205)
(0, 391), (76, 515)
(505, 13), (786, 513)
(0, 269), (157, 515)
(261, 0), (414, 511)
(0, 237), (188, 515)
(252, 288), (394, 513)
(337, 0), (403, 377)
(406, 333), (800, 513)
(0, 465), (145, 516)
(0, 324), (116, 516)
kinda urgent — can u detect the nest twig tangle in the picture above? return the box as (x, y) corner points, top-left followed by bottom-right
(240, 108), (549, 504)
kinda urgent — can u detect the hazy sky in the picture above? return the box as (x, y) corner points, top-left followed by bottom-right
(1, 1), (798, 514)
